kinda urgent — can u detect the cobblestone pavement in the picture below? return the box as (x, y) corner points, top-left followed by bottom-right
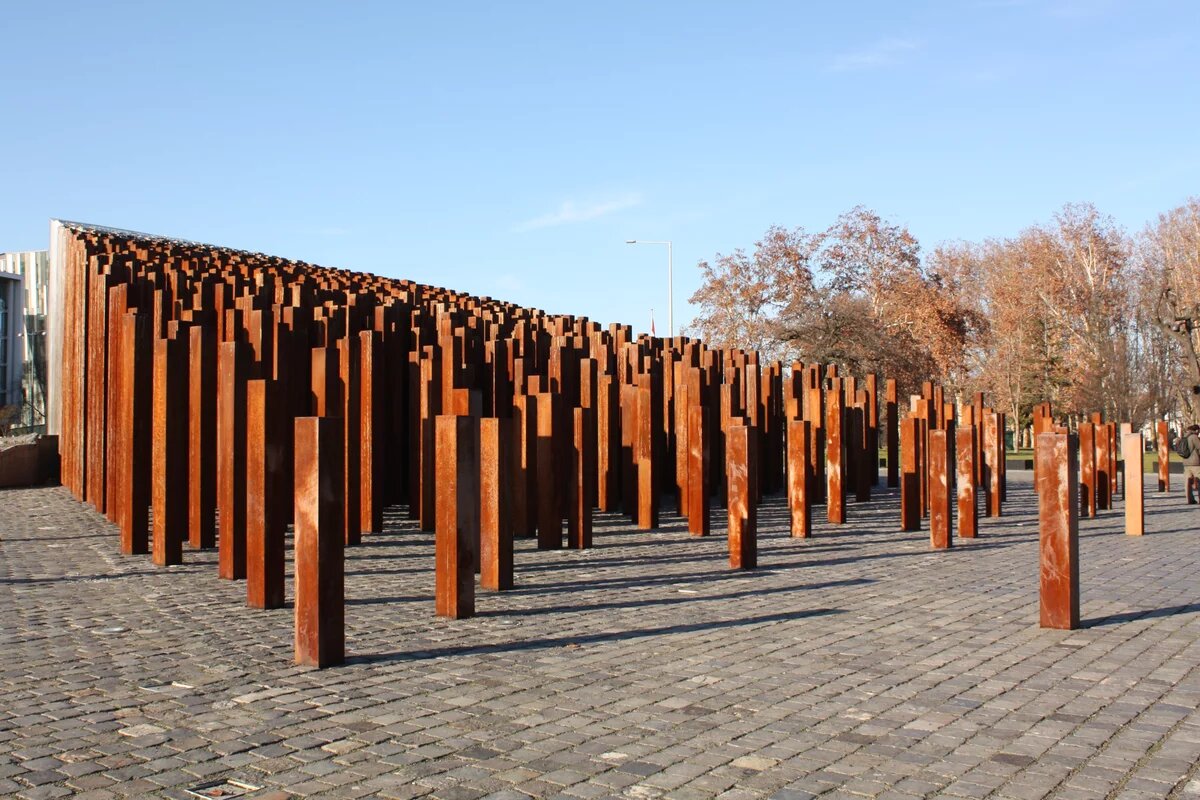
(2, 474), (1199, 800)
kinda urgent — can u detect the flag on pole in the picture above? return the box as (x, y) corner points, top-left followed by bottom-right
(650, 309), (655, 337)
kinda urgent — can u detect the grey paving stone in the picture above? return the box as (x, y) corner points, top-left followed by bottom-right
(1, 479), (1199, 799)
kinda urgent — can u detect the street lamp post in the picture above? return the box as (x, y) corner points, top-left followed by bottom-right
(625, 239), (673, 338)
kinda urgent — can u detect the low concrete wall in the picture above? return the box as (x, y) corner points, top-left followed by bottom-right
(0, 435), (59, 487)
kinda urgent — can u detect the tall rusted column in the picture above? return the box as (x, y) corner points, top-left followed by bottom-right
(246, 378), (286, 609)
(218, 340), (250, 580)
(510, 390), (533, 536)
(596, 372), (618, 512)
(293, 416), (345, 668)
(568, 406), (594, 549)
(636, 369), (661, 530)
(436, 414), (479, 619)
(152, 333), (189, 567)
(188, 324), (217, 549)
(865, 373), (879, 487)
(900, 417), (921, 531)
(885, 378), (899, 488)
(1156, 421), (1170, 492)
(787, 419), (811, 538)
(982, 411), (1001, 517)
(928, 429), (951, 549)
(826, 378), (845, 524)
(338, 334), (362, 545)
(727, 424), (757, 569)
(535, 392), (562, 549)
(1038, 431), (1079, 630)
(1079, 423), (1096, 518)
(1123, 432), (1144, 537)
(117, 312), (152, 556)
(687, 402), (710, 535)
(359, 330), (383, 534)
(956, 424), (977, 538)
(1094, 422), (1111, 512)
(480, 417), (513, 590)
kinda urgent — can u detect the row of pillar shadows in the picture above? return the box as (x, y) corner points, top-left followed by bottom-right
(58, 223), (919, 667)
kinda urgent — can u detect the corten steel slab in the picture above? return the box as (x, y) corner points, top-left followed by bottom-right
(152, 332), (188, 568)
(479, 417), (513, 591)
(567, 407), (594, 549)
(928, 429), (951, 550)
(687, 402), (710, 536)
(956, 424), (978, 539)
(535, 392), (562, 550)
(900, 416), (921, 532)
(787, 419), (812, 539)
(511, 391), (537, 537)
(337, 334), (362, 545)
(726, 424), (757, 570)
(1157, 420), (1170, 492)
(983, 411), (1002, 518)
(293, 416), (345, 668)
(1095, 421), (1111, 512)
(1037, 431), (1080, 630)
(635, 369), (661, 530)
(104, 282), (128, 524)
(1123, 432), (1144, 537)
(825, 379), (845, 524)
(435, 416), (479, 620)
(217, 340), (250, 581)
(116, 312), (152, 556)
(359, 330), (383, 534)
(888, 381), (897, 489)
(187, 324), (218, 550)
(246, 379), (286, 610)
(1079, 423), (1097, 519)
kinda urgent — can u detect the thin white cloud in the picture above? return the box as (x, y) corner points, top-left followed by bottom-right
(514, 193), (643, 232)
(828, 38), (922, 72)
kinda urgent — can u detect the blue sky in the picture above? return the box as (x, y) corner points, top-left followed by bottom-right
(2, 1), (1197, 333)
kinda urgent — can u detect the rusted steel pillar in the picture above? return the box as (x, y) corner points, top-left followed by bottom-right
(511, 391), (537, 537)
(1095, 422), (1111, 512)
(359, 330), (383, 534)
(1079, 422), (1096, 518)
(826, 378), (845, 524)
(480, 417), (513, 590)
(900, 416), (921, 532)
(596, 372), (619, 512)
(885, 378), (899, 488)
(117, 312), (152, 556)
(246, 378), (286, 609)
(982, 411), (1002, 517)
(337, 334), (362, 545)
(1123, 432), (1144, 537)
(956, 424), (977, 539)
(152, 333), (189, 567)
(294, 416), (345, 668)
(1038, 431), (1079, 630)
(535, 392), (562, 549)
(188, 324), (217, 549)
(568, 406), (594, 549)
(727, 424), (757, 569)
(788, 419), (812, 539)
(687, 402), (710, 536)
(929, 429), (951, 550)
(218, 340), (250, 580)
(436, 415), (479, 619)
(865, 373), (879, 487)
(1156, 421), (1170, 492)
(636, 368), (661, 530)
